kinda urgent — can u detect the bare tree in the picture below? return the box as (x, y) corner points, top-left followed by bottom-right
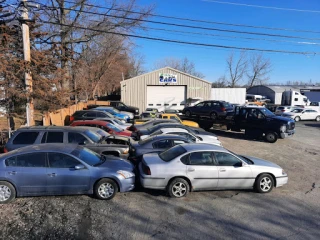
(212, 76), (227, 88)
(153, 57), (205, 78)
(247, 53), (272, 87)
(127, 53), (145, 78)
(226, 51), (247, 87)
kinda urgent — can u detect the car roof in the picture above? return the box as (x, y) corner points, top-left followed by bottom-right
(180, 143), (227, 152)
(151, 134), (189, 140)
(161, 128), (188, 133)
(0, 143), (80, 159)
(16, 126), (88, 133)
(95, 107), (114, 109)
(72, 120), (109, 125)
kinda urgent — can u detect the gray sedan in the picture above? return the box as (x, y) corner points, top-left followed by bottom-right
(139, 143), (288, 197)
(0, 144), (135, 204)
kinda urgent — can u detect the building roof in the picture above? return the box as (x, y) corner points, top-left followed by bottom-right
(121, 67), (211, 85)
(249, 85), (320, 93)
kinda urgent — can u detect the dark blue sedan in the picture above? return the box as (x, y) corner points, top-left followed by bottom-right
(0, 144), (135, 204)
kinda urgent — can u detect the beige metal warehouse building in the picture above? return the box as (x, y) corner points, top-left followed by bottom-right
(120, 67), (211, 112)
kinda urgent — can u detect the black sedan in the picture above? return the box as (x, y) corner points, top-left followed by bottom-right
(129, 134), (191, 164)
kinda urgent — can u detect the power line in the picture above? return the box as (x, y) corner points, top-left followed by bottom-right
(202, 0), (320, 13)
(61, 0), (320, 34)
(37, 4), (320, 41)
(39, 20), (319, 55)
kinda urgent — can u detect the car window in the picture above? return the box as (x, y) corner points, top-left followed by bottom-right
(41, 132), (47, 143)
(172, 132), (196, 142)
(12, 132), (39, 144)
(152, 139), (172, 149)
(159, 145), (187, 162)
(173, 139), (188, 145)
(6, 153), (46, 167)
(180, 154), (189, 165)
(46, 132), (64, 143)
(68, 132), (88, 144)
(48, 153), (80, 168)
(107, 123), (121, 132)
(71, 147), (101, 166)
(214, 152), (242, 167)
(195, 102), (205, 107)
(204, 102), (211, 107)
(189, 152), (214, 165)
(163, 116), (169, 119)
(84, 112), (97, 117)
(96, 112), (107, 118)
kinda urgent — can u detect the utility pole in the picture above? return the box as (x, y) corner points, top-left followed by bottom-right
(21, 0), (34, 126)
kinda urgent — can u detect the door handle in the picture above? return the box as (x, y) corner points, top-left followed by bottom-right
(8, 171), (16, 175)
(188, 168), (195, 172)
(48, 173), (56, 177)
(219, 169), (226, 172)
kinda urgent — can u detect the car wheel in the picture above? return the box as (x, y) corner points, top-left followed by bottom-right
(294, 116), (300, 122)
(316, 116), (320, 122)
(210, 112), (218, 121)
(185, 110), (191, 117)
(265, 132), (278, 143)
(167, 178), (190, 198)
(0, 181), (16, 204)
(94, 179), (118, 200)
(255, 174), (274, 193)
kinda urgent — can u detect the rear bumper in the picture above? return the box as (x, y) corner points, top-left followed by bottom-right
(276, 176), (288, 187)
(280, 130), (295, 139)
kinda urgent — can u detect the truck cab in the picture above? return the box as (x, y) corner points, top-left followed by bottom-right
(228, 106), (295, 143)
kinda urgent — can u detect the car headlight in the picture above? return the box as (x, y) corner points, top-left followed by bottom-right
(135, 109), (138, 113)
(280, 125), (287, 133)
(117, 170), (135, 179)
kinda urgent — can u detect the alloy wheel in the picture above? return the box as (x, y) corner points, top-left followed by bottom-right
(172, 182), (187, 197)
(0, 185), (11, 202)
(98, 183), (114, 199)
(260, 177), (272, 192)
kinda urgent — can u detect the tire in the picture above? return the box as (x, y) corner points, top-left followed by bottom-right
(167, 178), (190, 198)
(265, 131), (278, 143)
(294, 116), (300, 122)
(0, 181), (16, 204)
(316, 116), (320, 122)
(185, 110), (191, 117)
(94, 179), (118, 200)
(255, 174), (274, 193)
(210, 112), (218, 121)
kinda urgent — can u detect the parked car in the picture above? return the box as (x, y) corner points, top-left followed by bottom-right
(282, 108), (320, 122)
(139, 143), (288, 198)
(133, 123), (216, 140)
(129, 135), (192, 163)
(4, 126), (130, 158)
(0, 144), (135, 203)
(70, 120), (132, 137)
(182, 101), (234, 120)
(94, 117), (131, 130)
(108, 101), (140, 118)
(160, 113), (199, 128)
(140, 128), (221, 146)
(275, 106), (299, 116)
(164, 109), (183, 116)
(128, 119), (178, 132)
(70, 110), (125, 123)
(94, 107), (131, 123)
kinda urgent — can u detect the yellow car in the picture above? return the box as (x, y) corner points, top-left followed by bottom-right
(160, 113), (199, 128)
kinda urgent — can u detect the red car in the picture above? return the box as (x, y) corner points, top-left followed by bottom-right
(70, 120), (132, 137)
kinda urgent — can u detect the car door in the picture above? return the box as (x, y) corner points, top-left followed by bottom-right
(184, 151), (219, 190)
(192, 102), (205, 115)
(214, 152), (254, 189)
(47, 152), (91, 194)
(246, 109), (266, 129)
(303, 110), (317, 120)
(5, 153), (47, 196)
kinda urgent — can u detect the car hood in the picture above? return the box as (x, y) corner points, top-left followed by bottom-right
(182, 120), (199, 127)
(115, 113), (128, 118)
(98, 156), (134, 171)
(267, 115), (294, 123)
(197, 135), (221, 146)
(243, 155), (282, 169)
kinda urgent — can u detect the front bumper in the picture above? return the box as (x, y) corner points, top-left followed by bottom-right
(276, 176), (288, 187)
(280, 129), (295, 139)
(119, 176), (135, 192)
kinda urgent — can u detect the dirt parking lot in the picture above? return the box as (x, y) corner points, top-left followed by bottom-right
(0, 122), (319, 240)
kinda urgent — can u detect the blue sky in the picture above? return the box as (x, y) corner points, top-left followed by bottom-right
(134, 0), (320, 84)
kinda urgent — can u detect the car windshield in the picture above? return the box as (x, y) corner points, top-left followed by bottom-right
(159, 145), (187, 162)
(222, 102), (232, 108)
(84, 130), (101, 143)
(107, 123), (122, 132)
(113, 108), (120, 113)
(71, 146), (102, 166)
(291, 109), (303, 113)
(138, 136), (154, 145)
(96, 129), (110, 137)
(114, 119), (125, 125)
(259, 108), (274, 116)
(150, 130), (163, 136)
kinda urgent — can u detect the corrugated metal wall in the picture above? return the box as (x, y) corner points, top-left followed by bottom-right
(120, 67), (211, 111)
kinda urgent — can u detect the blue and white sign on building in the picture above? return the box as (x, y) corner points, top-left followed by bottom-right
(159, 73), (177, 83)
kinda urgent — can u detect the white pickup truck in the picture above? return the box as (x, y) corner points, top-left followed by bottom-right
(308, 102), (320, 112)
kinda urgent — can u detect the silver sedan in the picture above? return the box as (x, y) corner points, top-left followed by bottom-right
(139, 143), (288, 197)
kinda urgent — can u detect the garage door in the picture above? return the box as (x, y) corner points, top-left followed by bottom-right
(147, 86), (186, 110)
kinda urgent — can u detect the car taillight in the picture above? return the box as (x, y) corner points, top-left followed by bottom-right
(70, 116), (75, 122)
(3, 147), (8, 153)
(142, 163), (151, 175)
(281, 110), (285, 112)
(221, 107), (226, 111)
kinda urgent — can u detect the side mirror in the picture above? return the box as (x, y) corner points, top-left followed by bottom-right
(74, 164), (85, 170)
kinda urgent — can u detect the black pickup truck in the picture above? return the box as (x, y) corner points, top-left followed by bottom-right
(226, 106), (295, 143)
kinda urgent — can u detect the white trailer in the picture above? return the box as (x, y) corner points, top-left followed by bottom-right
(210, 88), (246, 104)
(281, 90), (309, 106)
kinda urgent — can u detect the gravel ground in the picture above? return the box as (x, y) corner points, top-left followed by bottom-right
(0, 121), (319, 240)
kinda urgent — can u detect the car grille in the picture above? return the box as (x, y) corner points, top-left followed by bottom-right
(288, 122), (295, 130)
